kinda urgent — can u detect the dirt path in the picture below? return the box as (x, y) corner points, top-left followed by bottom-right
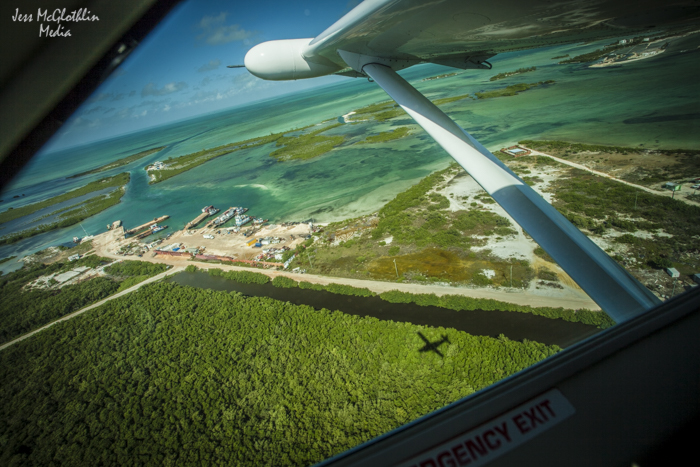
(0, 266), (184, 352)
(521, 146), (700, 208)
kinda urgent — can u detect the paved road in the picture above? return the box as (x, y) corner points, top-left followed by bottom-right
(0, 266), (184, 352)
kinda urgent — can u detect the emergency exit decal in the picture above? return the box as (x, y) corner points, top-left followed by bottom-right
(400, 389), (575, 467)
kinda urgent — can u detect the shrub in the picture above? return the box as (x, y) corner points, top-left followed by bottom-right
(272, 276), (298, 288)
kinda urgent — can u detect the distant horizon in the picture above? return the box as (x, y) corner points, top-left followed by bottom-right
(41, 0), (356, 152)
(40, 72), (350, 154)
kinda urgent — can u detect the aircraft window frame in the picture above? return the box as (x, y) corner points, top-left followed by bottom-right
(1, 1), (699, 466)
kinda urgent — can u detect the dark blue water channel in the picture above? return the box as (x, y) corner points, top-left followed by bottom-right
(167, 271), (601, 348)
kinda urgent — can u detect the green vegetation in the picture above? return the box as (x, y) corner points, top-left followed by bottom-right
(272, 276), (298, 288)
(520, 140), (644, 155)
(359, 127), (411, 144)
(285, 165), (525, 287)
(0, 281), (560, 465)
(371, 166), (512, 248)
(550, 169), (700, 272)
(489, 66), (536, 81)
(141, 98), (409, 183)
(0, 174), (130, 246)
(518, 140), (700, 184)
(294, 280), (376, 297)
(69, 147), (165, 178)
(534, 247), (554, 263)
(0, 172), (130, 224)
(352, 101), (407, 122)
(475, 81), (555, 99)
(270, 123), (345, 161)
(0, 258), (170, 343)
(559, 45), (625, 64)
(207, 267), (270, 284)
(0, 261), (116, 344)
(105, 261), (169, 291)
(551, 54), (569, 59)
(0, 255), (16, 265)
(104, 260), (168, 277)
(231, 270), (607, 327)
(433, 93), (473, 106)
(323, 283), (375, 297)
(147, 133), (285, 184)
(379, 290), (614, 328)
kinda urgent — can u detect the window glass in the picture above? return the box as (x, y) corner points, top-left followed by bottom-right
(1, 1), (698, 465)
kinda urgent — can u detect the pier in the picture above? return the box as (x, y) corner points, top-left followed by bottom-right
(126, 215), (169, 235)
(186, 212), (209, 229)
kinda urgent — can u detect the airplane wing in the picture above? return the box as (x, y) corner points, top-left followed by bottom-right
(305, 0), (700, 69)
(259, 0), (691, 321)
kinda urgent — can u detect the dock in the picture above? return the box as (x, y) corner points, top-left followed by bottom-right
(186, 212), (209, 229)
(126, 215), (169, 235)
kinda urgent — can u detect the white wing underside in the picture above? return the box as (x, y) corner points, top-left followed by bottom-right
(306, 0), (700, 70)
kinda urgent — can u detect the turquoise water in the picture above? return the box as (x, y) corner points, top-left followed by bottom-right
(1, 36), (699, 273)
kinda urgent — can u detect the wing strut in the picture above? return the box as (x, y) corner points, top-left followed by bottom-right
(358, 62), (659, 322)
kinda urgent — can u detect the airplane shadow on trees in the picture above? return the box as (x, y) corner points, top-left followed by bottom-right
(417, 332), (450, 358)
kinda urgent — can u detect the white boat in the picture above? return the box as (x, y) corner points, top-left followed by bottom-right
(235, 215), (252, 226)
(213, 207), (236, 225)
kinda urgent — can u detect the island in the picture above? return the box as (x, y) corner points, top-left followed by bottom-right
(69, 146), (165, 178)
(475, 81), (555, 99)
(489, 66), (536, 81)
(0, 173), (130, 245)
(422, 71), (460, 81)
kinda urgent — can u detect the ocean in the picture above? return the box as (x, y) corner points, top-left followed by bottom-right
(1, 35), (699, 274)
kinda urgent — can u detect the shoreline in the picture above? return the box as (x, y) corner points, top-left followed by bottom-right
(89, 226), (600, 311)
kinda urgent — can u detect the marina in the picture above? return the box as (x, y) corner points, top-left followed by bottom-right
(207, 207), (248, 226)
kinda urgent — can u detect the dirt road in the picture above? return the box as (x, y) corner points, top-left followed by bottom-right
(521, 146), (700, 208)
(0, 266), (184, 352)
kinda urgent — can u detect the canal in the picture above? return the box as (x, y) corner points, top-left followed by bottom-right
(167, 271), (602, 348)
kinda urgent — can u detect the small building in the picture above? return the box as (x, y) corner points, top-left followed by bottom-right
(500, 145), (531, 157)
(692, 273), (700, 285)
(664, 182), (681, 191)
(666, 267), (680, 278)
(68, 254), (81, 262)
